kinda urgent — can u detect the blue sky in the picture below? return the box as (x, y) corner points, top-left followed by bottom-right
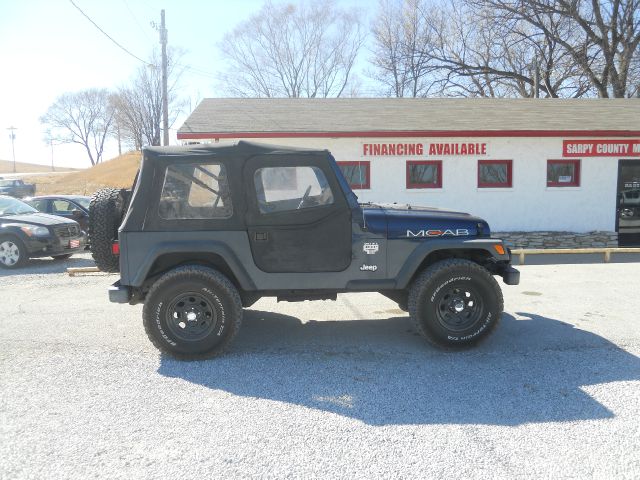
(0, 0), (373, 168)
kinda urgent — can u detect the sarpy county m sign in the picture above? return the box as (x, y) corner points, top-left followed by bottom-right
(563, 140), (640, 157)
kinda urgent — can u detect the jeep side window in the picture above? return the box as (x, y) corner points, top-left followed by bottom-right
(159, 163), (232, 219)
(254, 166), (334, 213)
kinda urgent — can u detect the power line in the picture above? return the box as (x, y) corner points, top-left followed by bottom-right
(180, 64), (218, 79)
(121, 0), (153, 42)
(69, 0), (153, 67)
(70, 2), (218, 81)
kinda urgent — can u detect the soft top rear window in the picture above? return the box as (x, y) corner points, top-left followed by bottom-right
(159, 163), (233, 220)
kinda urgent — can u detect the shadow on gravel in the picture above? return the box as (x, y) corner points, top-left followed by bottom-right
(158, 311), (640, 426)
(0, 255), (95, 277)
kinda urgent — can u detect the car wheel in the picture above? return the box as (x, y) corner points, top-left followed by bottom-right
(142, 265), (243, 360)
(0, 236), (27, 269)
(89, 188), (125, 273)
(52, 254), (73, 260)
(408, 259), (503, 348)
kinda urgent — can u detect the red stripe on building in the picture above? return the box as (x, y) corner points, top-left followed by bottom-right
(177, 130), (640, 140)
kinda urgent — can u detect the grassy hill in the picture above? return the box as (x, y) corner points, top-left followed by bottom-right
(0, 159), (77, 174)
(23, 152), (141, 195)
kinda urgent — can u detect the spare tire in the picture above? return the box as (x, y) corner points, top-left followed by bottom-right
(89, 188), (127, 273)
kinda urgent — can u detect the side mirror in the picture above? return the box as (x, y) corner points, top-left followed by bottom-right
(71, 209), (83, 218)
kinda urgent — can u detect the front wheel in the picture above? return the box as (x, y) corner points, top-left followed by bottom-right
(408, 259), (503, 348)
(0, 237), (27, 269)
(142, 266), (243, 360)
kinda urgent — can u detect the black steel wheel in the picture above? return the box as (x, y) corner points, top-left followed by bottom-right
(165, 292), (219, 342)
(143, 265), (243, 360)
(434, 284), (484, 333)
(408, 259), (503, 348)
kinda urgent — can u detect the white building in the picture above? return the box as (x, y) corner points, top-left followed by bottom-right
(178, 98), (640, 247)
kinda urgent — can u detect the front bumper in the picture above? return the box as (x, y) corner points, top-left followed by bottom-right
(25, 231), (87, 257)
(500, 265), (520, 285)
(490, 243), (520, 285)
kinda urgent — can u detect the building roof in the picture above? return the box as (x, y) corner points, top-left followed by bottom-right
(178, 98), (640, 139)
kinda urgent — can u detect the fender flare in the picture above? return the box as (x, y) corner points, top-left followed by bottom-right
(394, 239), (508, 290)
(128, 240), (257, 290)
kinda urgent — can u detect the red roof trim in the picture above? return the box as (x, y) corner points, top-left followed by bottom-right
(177, 130), (640, 140)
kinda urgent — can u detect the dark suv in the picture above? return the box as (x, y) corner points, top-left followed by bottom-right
(90, 142), (519, 359)
(0, 196), (86, 268)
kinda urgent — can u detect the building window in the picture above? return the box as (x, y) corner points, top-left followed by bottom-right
(547, 159), (580, 187)
(337, 161), (370, 189)
(478, 160), (513, 188)
(406, 160), (442, 189)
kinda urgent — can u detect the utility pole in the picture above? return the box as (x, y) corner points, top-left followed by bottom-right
(533, 57), (540, 99)
(7, 126), (17, 173)
(116, 122), (122, 156)
(160, 10), (169, 146)
(49, 138), (55, 172)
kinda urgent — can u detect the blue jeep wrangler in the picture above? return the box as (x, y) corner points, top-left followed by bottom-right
(89, 142), (519, 359)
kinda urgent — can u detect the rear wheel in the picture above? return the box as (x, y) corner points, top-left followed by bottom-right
(0, 237), (27, 269)
(142, 266), (243, 360)
(408, 259), (503, 348)
(89, 188), (125, 272)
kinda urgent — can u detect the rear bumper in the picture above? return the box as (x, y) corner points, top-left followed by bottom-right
(108, 281), (131, 303)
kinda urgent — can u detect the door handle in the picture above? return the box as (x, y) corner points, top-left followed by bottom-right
(255, 232), (268, 241)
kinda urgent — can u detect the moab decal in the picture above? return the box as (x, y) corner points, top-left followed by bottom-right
(406, 229), (470, 237)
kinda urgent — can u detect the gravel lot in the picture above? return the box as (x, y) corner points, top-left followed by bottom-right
(1, 254), (639, 479)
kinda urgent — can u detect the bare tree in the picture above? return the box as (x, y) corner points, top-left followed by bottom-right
(468, 0), (640, 98)
(40, 89), (114, 166)
(218, 0), (366, 98)
(112, 48), (186, 149)
(370, 0), (638, 98)
(369, 0), (438, 97)
(423, 0), (592, 97)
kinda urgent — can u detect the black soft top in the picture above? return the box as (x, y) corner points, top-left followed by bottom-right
(122, 141), (334, 232)
(142, 141), (327, 162)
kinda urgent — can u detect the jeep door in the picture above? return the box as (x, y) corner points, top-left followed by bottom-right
(244, 155), (352, 273)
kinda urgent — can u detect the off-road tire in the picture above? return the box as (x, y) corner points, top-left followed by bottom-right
(0, 236), (27, 269)
(52, 254), (73, 260)
(89, 188), (124, 272)
(142, 265), (243, 360)
(408, 259), (503, 349)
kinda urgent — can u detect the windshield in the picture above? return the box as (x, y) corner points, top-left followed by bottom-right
(73, 197), (91, 209)
(0, 180), (16, 187)
(0, 196), (38, 216)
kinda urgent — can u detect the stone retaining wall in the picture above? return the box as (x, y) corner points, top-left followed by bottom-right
(493, 231), (618, 249)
